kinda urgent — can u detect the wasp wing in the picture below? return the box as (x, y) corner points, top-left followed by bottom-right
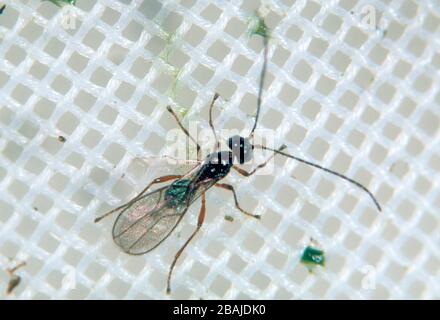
(111, 185), (185, 255)
(111, 173), (218, 255)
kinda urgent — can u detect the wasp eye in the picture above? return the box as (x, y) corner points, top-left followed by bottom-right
(227, 135), (253, 164)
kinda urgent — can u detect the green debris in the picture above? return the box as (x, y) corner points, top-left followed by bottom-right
(160, 32), (178, 64)
(0, 4), (6, 15)
(301, 244), (325, 272)
(224, 215), (234, 222)
(174, 105), (189, 118)
(43, 0), (76, 7)
(169, 68), (182, 101)
(248, 14), (270, 39)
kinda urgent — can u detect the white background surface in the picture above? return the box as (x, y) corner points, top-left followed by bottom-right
(0, 0), (439, 299)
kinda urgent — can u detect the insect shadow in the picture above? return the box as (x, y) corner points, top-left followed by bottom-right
(95, 19), (381, 294)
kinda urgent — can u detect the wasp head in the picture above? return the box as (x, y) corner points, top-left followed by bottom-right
(227, 135), (254, 164)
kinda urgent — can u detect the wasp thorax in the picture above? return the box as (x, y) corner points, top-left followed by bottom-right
(206, 151), (233, 165)
(227, 135), (254, 164)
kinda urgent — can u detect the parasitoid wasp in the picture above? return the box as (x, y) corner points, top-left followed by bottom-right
(94, 17), (381, 294)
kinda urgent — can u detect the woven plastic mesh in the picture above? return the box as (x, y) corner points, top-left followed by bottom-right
(0, 0), (439, 299)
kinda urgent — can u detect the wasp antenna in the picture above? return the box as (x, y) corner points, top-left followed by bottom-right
(209, 93), (220, 151)
(248, 21), (270, 139)
(255, 145), (382, 212)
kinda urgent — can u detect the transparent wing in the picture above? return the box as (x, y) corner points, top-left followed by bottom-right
(136, 156), (201, 177)
(112, 185), (185, 255)
(111, 173), (217, 255)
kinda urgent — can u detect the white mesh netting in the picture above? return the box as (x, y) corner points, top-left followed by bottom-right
(0, 0), (439, 299)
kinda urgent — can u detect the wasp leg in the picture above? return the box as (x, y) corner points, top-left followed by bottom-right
(208, 93), (220, 151)
(167, 105), (202, 161)
(167, 193), (206, 294)
(94, 175), (183, 223)
(232, 145), (287, 177)
(215, 183), (260, 219)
